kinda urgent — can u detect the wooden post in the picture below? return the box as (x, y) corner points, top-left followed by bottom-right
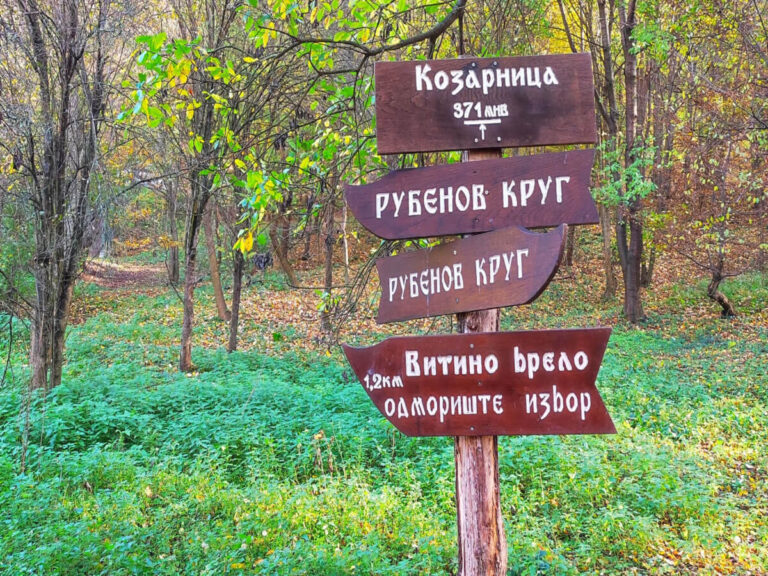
(455, 147), (507, 576)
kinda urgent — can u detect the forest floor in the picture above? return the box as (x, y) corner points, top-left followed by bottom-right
(1, 231), (767, 575)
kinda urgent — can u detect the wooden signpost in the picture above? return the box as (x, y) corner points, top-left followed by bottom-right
(342, 328), (615, 437)
(375, 224), (565, 323)
(344, 149), (598, 239)
(342, 51), (612, 576)
(375, 53), (597, 154)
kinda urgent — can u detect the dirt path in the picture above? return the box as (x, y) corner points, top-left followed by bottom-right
(82, 259), (167, 290)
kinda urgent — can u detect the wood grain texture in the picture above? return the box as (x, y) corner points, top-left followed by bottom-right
(375, 54), (597, 154)
(455, 147), (506, 576)
(375, 224), (566, 323)
(341, 328), (616, 437)
(344, 149), (597, 239)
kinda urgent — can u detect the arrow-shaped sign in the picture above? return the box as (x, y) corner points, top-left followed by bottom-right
(345, 149), (597, 240)
(342, 328), (615, 437)
(376, 224), (565, 324)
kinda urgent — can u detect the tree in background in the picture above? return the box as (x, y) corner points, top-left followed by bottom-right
(128, 0), (309, 364)
(666, 0), (768, 316)
(0, 0), (134, 389)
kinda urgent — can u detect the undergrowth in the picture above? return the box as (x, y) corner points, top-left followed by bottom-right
(0, 266), (766, 575)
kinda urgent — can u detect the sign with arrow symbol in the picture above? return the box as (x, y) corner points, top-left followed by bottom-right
(343, 328), (615, 437)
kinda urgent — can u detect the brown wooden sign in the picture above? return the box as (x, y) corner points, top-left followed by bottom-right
(375, 53), (597, 154)
(342, 328), (615, 437)
(345, 149), (597, 239)
(376, 224), (565, 323)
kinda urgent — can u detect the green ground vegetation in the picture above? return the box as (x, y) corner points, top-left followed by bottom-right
(0, 263), (766, 575)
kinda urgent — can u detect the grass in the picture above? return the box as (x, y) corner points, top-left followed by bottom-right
(0, 257), (766, 575)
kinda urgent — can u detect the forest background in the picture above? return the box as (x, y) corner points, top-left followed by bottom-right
(0, 0), (766, 574)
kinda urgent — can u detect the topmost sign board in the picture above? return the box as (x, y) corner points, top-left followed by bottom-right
(375, 53), (597, 154)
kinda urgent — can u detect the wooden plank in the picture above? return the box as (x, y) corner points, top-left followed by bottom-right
(454, 147), (507, 576)
(375, 53), (597, 154)
(375, 224), (565, 324)
(345, 149), (597, 239)
(341, 328), (615, 437)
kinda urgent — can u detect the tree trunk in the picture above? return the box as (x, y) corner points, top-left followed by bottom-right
(50, 280), (75, 389)
(708, 273), (736, 317)
(454, 147), (507, 576)
(180, 189), (208, 372)
(641, 244), (655, 288)
(320, 194), (335, 335)
(279, 188), (293, 259)
(302, 192), (315, 261)
(623, 211), (645, 322)
(342, 202), (350, 284)
(619, 0), (645, 323)
(21, 0), (108, 390)
(180, 243), (198, 372)
(166, 180), (180, 285)
(268, 227), (298, 286)
(29, 283), (51, 390)
(596, 0), (620, 302)
(563, 225), (576, 267)
(228, 249), (245, 352)
(204, 201), (231, 321)
(598, 203), (617, 299)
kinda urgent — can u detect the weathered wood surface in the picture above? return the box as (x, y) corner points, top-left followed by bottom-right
(375, 53), (597, 154)
(375, 224), (566, 324)
(341, 327), (615, 437)
(454, 147), (506, 576)
(455, 435), (506, 576)
(345, 149), (597, 239)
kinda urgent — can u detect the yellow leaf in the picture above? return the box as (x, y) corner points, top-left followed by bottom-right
(243, 232), (254, 253)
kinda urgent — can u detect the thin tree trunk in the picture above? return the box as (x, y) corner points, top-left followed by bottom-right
(641, 244), (655, 288)
(268, 227), (297, 286)
(50, 280), (75, 389)
(29, 302), (50, 390)
(180, 189), (208, 372)
(302, 193), (314, 260)
(563, 225), (576, 267)
(624, 213), (645, 322)
(596, 0), (620, 302)
(204, 201), (230, 321)
(279, 188), (293, 259)
(619, 0), (645, 323)
(342, 202), (350, 284)
(708, 272), (736, 317)
(228, 249), (244, 352)
(180, 245), (198, 372)
(616, 214), (629, 279)
(598, 203), (617, 299)
(320, 194), (335, 335)
(166, 180), (180, 285)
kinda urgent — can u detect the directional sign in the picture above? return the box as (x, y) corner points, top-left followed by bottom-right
(375, 53), (597, 154)
(345, 149), (597, 239)
(342, 328), (615, 437)
(376, 224), (565, 324)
